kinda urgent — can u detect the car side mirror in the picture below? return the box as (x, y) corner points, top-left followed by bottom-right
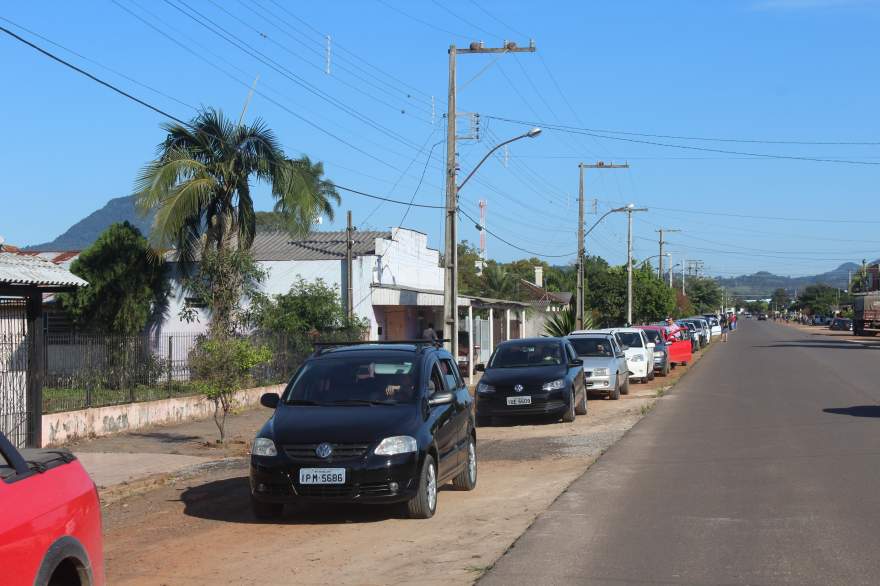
(569, 358), (583, 367)
(428, 392), (454, 407)
(260, 393), (280, 409)
(475, 363), (485, 372)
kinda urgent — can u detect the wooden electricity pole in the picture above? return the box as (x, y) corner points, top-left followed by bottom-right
(656, 228), (680, 282)
(346, 211), (354, 319)
(577, 162), (629, 329)
(444, 40), (535, 357)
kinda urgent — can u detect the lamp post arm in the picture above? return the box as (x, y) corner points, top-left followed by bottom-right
(457, 132), (531, 191)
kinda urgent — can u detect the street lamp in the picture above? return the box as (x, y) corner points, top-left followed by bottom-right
(444, 128), (542, 359)
(457, 128), (541, 191)
(575, 204), (632, 329)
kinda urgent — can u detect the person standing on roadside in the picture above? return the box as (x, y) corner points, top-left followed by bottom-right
(721, 314), (730, 342)
(422, 322), (438, 343)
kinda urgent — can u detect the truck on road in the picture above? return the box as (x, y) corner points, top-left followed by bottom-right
(853, 265), (880, 337)
(854, 292), (880, 336)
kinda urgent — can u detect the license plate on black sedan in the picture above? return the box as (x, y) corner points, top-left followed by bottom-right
(299, 468), (346, 484)
(506, 396), (532, 406)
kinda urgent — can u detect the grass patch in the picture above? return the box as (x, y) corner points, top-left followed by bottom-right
(43, 382), (201, 413)
(639, 402), (655, 416)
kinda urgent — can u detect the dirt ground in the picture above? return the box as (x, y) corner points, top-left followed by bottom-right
(100, 353), (707, 586)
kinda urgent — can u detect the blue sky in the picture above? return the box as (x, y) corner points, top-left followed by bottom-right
(2, 0), (879, 277)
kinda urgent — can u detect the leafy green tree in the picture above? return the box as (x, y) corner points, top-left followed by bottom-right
(57, 222), (168, 334)
(135, 108), (339, 262)
(250, 278), (366, 337)
(770, 288), (790, 310)
(545, 264), (576, 294)
(686, 277), (723, 313)
(457, 241), (484, 296)
(179, 248), (266, 337)
(190, 337), (271, 442)
(796, 284), (846, 316)
(634, 266), (676, 323)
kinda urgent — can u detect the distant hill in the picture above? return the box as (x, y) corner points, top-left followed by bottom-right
(26, 195), (153, 251)
(715, 262), (880, 298)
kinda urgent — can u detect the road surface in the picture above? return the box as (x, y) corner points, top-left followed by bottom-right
(482, 321), (880, 586)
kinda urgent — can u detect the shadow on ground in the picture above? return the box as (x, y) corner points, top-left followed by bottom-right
(823, 406), (880, 418)
(754, 341), (880, 350)
(179, 475), (449, 525)
(127, 432), (203, 443)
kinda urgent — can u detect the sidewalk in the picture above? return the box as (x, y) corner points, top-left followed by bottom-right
(69, 406), (270, 492)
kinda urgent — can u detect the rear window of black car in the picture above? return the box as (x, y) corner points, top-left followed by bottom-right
(284, 356), (418, 404)
(569, 337), (613, 357)
(489, 341), (563, 368)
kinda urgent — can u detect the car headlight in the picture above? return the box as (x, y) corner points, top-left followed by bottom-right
(374, 436), (417, 456)
(252, 437), (277, 457)
(631, 355), (644, 362)
(592, 367), (609, 376)
(653, 351), (664, 358)
(541, 378), (565, 391)
(477, 382), (496, 395)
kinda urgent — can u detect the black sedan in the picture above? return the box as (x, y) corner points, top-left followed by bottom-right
(475, 337), (586, 425)
(249, 342), (476, 520)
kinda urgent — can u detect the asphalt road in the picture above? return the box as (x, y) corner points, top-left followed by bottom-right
(481, 321), (880, 586)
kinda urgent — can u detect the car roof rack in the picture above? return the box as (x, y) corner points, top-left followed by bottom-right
(312, 339), (450, 355)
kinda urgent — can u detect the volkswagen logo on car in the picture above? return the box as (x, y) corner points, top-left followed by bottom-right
(514, 384), (524, 393)
(315, 442), (333, 459)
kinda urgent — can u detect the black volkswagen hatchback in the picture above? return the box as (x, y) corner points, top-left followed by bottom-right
(474, 337), (586, 425)
(249, 342), (476, 520)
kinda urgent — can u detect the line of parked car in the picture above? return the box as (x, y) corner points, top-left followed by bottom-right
(244, 316), (725, 521)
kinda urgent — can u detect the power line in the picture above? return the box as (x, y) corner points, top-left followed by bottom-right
(374, 0), (472, 41)
(1, 21), (447, 216)
(486, 116), (880, 146)
(458, 207), (576, 258)
(488, 116), (880, 166)
(265, 0), (436, 103)
(0, 24), (188, 125)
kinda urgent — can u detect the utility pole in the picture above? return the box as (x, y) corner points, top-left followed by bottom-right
(346, 211), (354, 319)
(625, 205), (648, 325)
(656, 228), (680, 281)
(444, 40), (536, 356)
(577, 161), (629, 329)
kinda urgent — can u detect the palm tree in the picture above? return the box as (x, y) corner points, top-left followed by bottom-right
(483, 264), (516, 299)
(544, 307), (593, 337)
(135, 108), (339, 262)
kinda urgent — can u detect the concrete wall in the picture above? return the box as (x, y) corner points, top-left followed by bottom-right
(42, 383), (285, 447)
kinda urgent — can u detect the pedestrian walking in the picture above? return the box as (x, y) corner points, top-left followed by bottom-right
(721, 315), (730, 342)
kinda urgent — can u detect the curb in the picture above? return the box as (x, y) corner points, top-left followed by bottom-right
(100, 457), (247, 506)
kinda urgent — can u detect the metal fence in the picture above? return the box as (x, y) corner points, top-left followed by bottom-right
(41, 331), (310, 413)
(0, 299), (30, 447)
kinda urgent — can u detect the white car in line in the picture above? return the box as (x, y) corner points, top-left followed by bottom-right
(600, 328), (655, 383)
(702, 315), (722, 337)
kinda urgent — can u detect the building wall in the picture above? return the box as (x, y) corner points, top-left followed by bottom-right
(155, 229), (442, 342)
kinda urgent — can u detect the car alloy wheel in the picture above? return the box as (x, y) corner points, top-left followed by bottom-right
(467, 441), (477, 484)
(426, 460), (437, 512)
(453, 437), (478, 490)
(562, 390), (576, 422)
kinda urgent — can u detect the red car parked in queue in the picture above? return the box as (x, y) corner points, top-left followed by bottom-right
(0, 432), (104, 586)
(636, 325), (691, 368)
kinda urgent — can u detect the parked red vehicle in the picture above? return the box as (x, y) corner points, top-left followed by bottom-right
(0, 432), (104, 586)
(636, 325), (691, 368)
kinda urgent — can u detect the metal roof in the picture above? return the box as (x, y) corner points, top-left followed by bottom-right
(252, 230), (391, 261)
(0, 252), (88, 288)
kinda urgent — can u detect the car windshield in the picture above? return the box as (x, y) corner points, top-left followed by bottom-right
(569, 337), (613, 357)
(489, 341), (563, 367)
(642, 330), (662, 344)
(284, 356), (417, 404)
(616, 332), (643, 348)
